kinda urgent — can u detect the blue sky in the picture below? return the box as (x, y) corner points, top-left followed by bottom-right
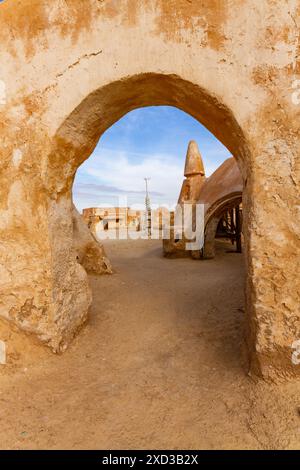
(73, 106), (231, 212)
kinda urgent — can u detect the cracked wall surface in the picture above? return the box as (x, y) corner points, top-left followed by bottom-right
(0, 0), (299, 379)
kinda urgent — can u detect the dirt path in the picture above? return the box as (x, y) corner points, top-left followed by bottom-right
(0, 239), (299, 449)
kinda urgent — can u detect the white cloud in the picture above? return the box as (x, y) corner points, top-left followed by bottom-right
(73, 145), (231, 211)
(83, 148), (184, 201)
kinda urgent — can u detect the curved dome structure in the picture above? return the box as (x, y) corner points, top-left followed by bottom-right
(198, 157), (243, 218)
(197, 157), (243, 258)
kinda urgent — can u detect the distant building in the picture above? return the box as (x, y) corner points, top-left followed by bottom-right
(82, 207), (143, 233)
(82, 206), (171, 238)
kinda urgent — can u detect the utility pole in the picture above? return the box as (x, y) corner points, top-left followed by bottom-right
(144, 177), (151, 238)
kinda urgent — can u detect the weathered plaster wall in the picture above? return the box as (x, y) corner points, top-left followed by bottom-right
(0, 0), (299, 378)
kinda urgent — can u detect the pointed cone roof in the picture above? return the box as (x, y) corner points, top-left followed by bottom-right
(184, 140), (205, 177)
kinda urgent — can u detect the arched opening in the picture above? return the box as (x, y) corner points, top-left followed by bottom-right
(44, 73), (253, 367)
(203, 193), (243, 259)
(47, 73), (249, 187)
(67, 101), (248, 427)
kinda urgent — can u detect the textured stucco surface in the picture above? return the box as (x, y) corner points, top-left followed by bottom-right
(0, 0), (299, 378)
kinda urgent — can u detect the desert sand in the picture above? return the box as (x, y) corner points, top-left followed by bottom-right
(0, 239), (299, 450)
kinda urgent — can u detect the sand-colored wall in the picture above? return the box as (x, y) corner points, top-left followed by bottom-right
(0, 0), (299, 378)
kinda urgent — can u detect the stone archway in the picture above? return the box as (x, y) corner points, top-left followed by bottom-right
(44, 73), (250, 350)
(0, 0), (299, 380)
(203, 193), (242, 259)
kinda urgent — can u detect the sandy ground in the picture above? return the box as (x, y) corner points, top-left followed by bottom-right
(0, 239), (299, 450)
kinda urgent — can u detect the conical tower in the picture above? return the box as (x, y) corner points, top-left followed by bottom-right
(178, 140), (205, 203)
(184, 140), (205, 177)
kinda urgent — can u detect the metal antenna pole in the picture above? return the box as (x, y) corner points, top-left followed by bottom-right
(144, 177), (151, 237)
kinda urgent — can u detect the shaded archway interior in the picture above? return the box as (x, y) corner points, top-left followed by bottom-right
(203, 192), (243, 259)
(205, 192), (243, 225)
